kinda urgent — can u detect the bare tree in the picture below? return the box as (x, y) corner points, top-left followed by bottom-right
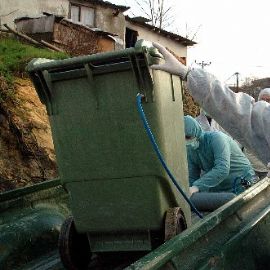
(129, 0), (200, 41)
(133, 0), (175, 30)
(186, 23), (202, 41)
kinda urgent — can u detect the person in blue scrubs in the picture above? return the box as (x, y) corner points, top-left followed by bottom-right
(184, 116), (257, 195)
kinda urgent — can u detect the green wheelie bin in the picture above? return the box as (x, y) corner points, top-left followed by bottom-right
(27, 40), (191, 268)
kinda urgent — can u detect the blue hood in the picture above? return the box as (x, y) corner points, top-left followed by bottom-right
(184, 115), (203, 138)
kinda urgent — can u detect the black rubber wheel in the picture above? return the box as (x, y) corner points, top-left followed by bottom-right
(164, 207), (187, 241)
(58, 216), (92, 270)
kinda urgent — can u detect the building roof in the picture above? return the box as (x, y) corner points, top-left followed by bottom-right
(126, 16), (196, 46)
(60, 18), (117, 38)
(14, 13), (64, 23)
(14, 15), (117, 41)
(83, 0), (130, 12)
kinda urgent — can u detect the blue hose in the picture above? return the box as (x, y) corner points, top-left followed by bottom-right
(136, 94), (203, 219)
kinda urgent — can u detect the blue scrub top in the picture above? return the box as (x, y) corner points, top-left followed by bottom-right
(185, 116), (255, 193)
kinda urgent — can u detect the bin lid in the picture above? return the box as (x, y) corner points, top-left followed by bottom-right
(26, 39), (163, 73)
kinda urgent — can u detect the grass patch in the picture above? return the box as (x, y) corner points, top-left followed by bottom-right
(0, 37), (68, 102)
(0, 37), (68, 84)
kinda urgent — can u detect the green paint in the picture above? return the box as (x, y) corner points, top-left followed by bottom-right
(19, 40), (270, 269)
(27, 40), (191, 252)
(0, 179), (69, 270)
(127, 178), (270, 270)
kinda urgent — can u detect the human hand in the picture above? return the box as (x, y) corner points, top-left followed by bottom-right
(151, 42), (189, 80)
(189, 186), (199, 196)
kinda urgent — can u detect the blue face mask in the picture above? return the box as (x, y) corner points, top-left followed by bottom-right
(186, 137), (200, 150)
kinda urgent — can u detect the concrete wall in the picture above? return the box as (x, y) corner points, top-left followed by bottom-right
(70, 0), (126, 49)
(0, 0), (69, 28)
(16, 16), (55, 33)
(1, 0), (186, 54)
(95, 6), (125, 48)
(0, 0), (126, 49)
(125, 21), (187, 58)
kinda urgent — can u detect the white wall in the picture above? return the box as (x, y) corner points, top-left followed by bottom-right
(0, 0), (69, 28)
(0, 0), (126, 49)
(126, 21), (187, 58)
(95, 6), (126, 43)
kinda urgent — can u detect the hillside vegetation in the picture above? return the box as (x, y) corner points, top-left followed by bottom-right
(0, 38), (66, 85)
(0, 37), (68, 191)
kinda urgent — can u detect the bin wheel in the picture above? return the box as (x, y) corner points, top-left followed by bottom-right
(58, 216), (92, 270)
(164, 207), (187, 241)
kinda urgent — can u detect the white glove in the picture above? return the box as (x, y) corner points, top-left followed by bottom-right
(267, 162), (270, 178)
(151, 42), (189, 80)
(189, 186), (199, 196)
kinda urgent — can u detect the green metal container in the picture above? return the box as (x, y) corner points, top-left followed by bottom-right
(0, 179), (69, 270)
(127, 177), (270, 270)
(27, 40), (190, 252)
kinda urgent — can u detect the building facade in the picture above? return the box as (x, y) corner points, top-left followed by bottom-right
(1, 0), (195, 59)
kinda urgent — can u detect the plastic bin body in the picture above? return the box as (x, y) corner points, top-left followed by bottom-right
(27, 41), (190, 252)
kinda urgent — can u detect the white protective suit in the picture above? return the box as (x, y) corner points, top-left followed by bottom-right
(187, 69), (270, 166)
(258, 88), (270, 101)
(151, 42), (270, 173)
(197, 110), (267, 176)
(244, 148), (268, 176)
(196, 110), (231, 134)
(196, 110), (243, 148)
(243, 88), (270, 176)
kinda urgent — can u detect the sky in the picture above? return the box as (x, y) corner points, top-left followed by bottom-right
(110, 0), (270, 86)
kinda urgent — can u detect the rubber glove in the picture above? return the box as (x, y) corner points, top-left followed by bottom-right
(190, 186), (199, 196)
(267, 162), (270, 177)
(151, 42), (189, 80)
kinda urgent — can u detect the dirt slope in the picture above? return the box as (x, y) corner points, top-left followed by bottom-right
(0, 77), (57, 191)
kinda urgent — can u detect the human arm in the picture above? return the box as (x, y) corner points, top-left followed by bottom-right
(188, 158), (201, 196)
(151, 42), (270, 165)
(187, 155), (201, 186)
(187, 69), (270, 165)
(189, 186), (199, 195)
(187, 157), (200, 195)
(151, 42), (189, 78)
(192, 134), (231, 192)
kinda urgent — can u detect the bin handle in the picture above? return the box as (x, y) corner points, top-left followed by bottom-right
(38, 70), (55, 115)
(136, 93), (203, 219)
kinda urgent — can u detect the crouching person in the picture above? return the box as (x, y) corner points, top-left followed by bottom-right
(184, 116), (258, 195)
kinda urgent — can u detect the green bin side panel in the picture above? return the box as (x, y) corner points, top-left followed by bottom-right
(29, 51), (190, 233)
(51, 69), (162, 180)
(51, 70), (187, 181)
(67, 176), (178, 233)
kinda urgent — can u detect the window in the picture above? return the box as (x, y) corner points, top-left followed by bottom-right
(70, 4), (95, 26)
(70, 5), (80, 22)
(125, 28), (138, 48)
(81, 6), (94, 26)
